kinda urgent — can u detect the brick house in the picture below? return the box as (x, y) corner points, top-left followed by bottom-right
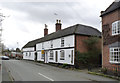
(22, 20), (101, 66)
(100, 1), (120, 74)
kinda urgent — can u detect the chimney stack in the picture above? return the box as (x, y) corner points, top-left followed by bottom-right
(44, 24), (48, 36)
(55, 19), (62, 32)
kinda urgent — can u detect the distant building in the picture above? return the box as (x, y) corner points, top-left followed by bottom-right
(22, 20), (101, 65)
(100, 1), (120, 73)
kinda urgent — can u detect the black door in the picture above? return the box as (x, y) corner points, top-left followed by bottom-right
(35, 52), (37, 61)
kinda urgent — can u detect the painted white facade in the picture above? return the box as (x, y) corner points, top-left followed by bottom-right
(36, 35), (75, 65)
(23, 47), (35, 60)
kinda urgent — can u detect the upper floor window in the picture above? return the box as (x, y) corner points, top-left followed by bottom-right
(110, 47), (120, 63)
(50, 40), (53, 48)
(42, 43), (44, 49)
(112, 21), (120, 35)
(61, 38), (64, 47)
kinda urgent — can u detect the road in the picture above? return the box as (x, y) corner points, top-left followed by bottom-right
(2, 60), (118, 82)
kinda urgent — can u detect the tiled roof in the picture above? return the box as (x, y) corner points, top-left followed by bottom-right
(22, 24), (101, 48)
(100, 1), (120, 17)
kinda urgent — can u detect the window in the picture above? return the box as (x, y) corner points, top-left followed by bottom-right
(60, 50), (65, 60)
(110, 47), (120, 63)
(112, 21), (120, 35)
(29, 52), (31, 56)
(26, 52), (27, 56)
(41, 54), (44, 59)
(61, 38), (64, 47)
(49, 51), (54, 60)
(42, 43), (44, 49)
(51, 40), (53, 48)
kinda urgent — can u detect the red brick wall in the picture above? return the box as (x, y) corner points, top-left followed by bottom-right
(75, 35), (88, 53)
(102, 9), (120, 36)
(75, 35), (101, 53)
(102, 9), (120, 72)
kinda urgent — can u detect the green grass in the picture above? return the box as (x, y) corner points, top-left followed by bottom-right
(88, 71), (120, 80)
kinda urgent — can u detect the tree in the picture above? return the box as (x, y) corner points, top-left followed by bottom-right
(16, 48), (21, 52)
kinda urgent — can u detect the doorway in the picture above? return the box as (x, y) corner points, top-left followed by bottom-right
(55, 51), (58, 62)
(45, 51), (48, 63)
(35, 52), (37, 61)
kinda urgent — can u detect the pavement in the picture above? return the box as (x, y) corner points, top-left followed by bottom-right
(1, 59), (119, 82)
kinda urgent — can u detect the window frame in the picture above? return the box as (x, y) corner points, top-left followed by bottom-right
(60, 50), (65, 60)
(29, 52), (31, 57)
(42, 43), (44, 49)
(41, 54), (44, 59)
(49, 50), (54, 60)
(50, 40), (53, 48)
(109, 47), (120, 64)
(61, 38), (64, 47)
(26, 52), (27, 56)
(112, 20), (120, 36)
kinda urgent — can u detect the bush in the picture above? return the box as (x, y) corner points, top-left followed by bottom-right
(62, 63), (68, 68)
(101, 68), (107, 74)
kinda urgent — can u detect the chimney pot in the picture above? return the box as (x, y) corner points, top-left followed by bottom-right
(55, 19), (62, 32)
(44, 24), (48, 36)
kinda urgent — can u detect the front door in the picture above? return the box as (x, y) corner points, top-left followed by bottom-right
(45, 51), (48, 63)
(55, 51), (58, 62)
(35, 52), (37, 61)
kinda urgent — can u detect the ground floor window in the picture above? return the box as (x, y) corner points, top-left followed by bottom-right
(110, 47), (120, 63)
(60, 50), (65, 60)
(29, 52), (31, 57)
(49, 51), (54, 60)
(41, 54), (44, 59)
(26, 52), (27, 56)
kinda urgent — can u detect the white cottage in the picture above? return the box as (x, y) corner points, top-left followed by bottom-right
(22, 20), (101, 65)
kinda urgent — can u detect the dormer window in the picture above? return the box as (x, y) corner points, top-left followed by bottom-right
(112, 20), (120, 35)
(61, 38), (64, 47)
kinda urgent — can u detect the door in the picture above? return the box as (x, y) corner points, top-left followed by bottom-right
(45, 51), (48, 63)
(35, 52), (37, 61)
(71, 50), (73, 64)
(55, 51), (58, 62)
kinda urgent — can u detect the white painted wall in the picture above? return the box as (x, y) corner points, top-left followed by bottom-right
(23, 47), (35, 60)
(36, 35), (75, 65)
(36, 35), (74, 50)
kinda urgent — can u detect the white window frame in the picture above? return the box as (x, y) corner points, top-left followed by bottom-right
(49, 50), (54, 60)
(60, 50), (65, 60)
(61, 38), (64, 47)
(41, 54), (44, 59)
(29, 52), (31, 57)
(112, 20), (120, 36)
(42, 43), (44, 49)
(50, 40), (53, 48)
(109, 47), (120, 64)
(26, 52), (27, 56)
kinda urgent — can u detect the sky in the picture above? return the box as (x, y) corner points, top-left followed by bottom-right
(0, 0), (115, 50)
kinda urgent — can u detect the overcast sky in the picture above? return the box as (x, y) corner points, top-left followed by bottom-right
(0, 0), (115, 50)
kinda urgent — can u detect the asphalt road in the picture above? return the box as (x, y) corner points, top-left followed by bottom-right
(2, 60), (118, 82)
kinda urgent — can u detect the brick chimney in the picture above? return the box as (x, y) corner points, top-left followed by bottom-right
(55, 19), (62, 32)
(44, 24), (48, 36)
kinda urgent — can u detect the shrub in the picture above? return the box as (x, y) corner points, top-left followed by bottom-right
(101, 68), (107, 74)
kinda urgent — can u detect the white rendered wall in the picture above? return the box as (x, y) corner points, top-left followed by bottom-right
(36, 35), (75, 65)
(23, 47), (35, 60)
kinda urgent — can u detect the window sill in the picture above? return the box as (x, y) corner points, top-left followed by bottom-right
(109, 61), (120, 64)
